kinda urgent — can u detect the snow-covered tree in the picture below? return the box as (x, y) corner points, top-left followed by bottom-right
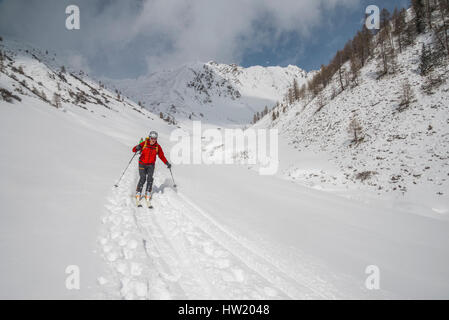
(436, 0), (449, 56)
(376, 27), (397, 77)
(349, 56), (361, 86)
(292, 78), (300, 101)
(412, 0), (426, 34)
(420, 43), (433, 75)
(0, 50), (4, 72)
(380, 8), (391, 31)
(335, 51), (345, 92)
(348, 116), (363, 145)
(315, 92), (326, 114)
(52, 93), (62, 108)
(392, 8), (407, 53)
(398, 80), (415, 112)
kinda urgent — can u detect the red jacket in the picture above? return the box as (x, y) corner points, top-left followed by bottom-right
(132, 140), (168, 165)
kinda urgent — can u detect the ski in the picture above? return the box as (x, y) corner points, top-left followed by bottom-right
(134, 192), (154, 209)
(145, 195), (153, 209)
(135, 194), (143, 207)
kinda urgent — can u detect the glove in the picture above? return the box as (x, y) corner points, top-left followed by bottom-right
(167, 163), (172, 169)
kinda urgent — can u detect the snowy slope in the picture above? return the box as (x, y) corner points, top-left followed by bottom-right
(254, 29), (449, 220)
(104, 62), (309, 126)
(98, 135), (449, 299)
(2, 34), (449, 300)
(0, 38), (173, 298)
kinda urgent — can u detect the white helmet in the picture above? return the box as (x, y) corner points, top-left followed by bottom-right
(149, 131), (158, 139)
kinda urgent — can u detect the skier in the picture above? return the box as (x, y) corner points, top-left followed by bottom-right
(132, 131), (171, 207)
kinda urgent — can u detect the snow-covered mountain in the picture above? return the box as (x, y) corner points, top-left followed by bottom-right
(252, 13), (449, 219)
(104, 61), (310, 126)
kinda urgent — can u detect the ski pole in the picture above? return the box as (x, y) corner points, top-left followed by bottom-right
(169, 167), (177, 188)
(114, 152), (138, 188)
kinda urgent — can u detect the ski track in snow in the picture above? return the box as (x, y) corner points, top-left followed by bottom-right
(97, 162), (338, 300)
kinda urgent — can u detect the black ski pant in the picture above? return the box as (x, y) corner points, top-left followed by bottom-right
(136, 163), (155, 193)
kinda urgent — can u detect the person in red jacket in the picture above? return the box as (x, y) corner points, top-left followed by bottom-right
(132, 131), (171, 200)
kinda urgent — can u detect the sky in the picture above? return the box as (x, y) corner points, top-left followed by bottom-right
(0, 0), (409, 79)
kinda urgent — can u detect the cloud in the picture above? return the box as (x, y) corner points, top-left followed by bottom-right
(0, 0), (360, 78)
(66, 54), (91, 74)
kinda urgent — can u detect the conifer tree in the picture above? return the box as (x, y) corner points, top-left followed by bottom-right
(412, 0), (426, 34)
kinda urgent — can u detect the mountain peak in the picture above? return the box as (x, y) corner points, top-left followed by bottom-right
(105, 62), (312, 125)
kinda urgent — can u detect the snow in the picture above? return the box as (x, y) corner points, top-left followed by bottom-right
(1, 30), (449, 300)
(0, 39), (172, 298)
(95, 135), (449, 299)
(173, 140), (449, 299)
(103, 61), (310, 126)
(256, 30), (449, 221)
